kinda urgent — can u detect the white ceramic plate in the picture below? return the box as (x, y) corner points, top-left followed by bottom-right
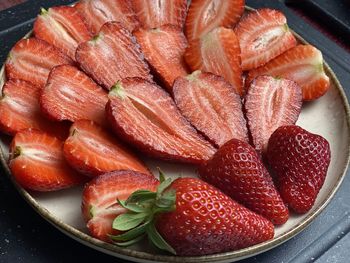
(0, 6), (349, 263)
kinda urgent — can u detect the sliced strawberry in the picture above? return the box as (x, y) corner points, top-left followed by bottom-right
(184, 27), (243, 96)
(76, 22), (152, 90)
(106, 78), (216, 164)
(0, 79), (69, 139)
(245, 76), (302, 153)
(234, 8), (297, 71)
(247, 45), (330, 100)
(173, 71), (248, 147)
(5, 38), (73, 88)
(63, 120), (150, 177)
(33, 6), (92, 60)
(82, 170), (159, 242)
(131, 0), (187, 29)
(9, 129), (85, 191)
(134, 25), (189, 92)
(76, 0), (139, 35)
(40, 65), (108, 126)
(185, 0), (245, 41)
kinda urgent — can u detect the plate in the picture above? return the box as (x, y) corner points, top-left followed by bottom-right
(0, 6), (349, 263)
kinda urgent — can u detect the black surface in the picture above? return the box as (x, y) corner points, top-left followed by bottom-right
(0, 0), (350, 262)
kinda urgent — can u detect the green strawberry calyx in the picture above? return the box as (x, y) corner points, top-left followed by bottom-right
(110, 171), (177, 255)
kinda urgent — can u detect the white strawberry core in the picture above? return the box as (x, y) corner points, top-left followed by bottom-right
(252, 27), (285, 51)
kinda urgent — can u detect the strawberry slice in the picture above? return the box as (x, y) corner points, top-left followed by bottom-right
(5, 38), (73, 88)
(106, 78), (216, 164)
(173, 71), (248, 147)
(131, 0), (187, 29)
(33, 6), (92, 60)
(76, 0), (139, 35)
(63, 120), (150, 177)
(234, 8), (297, 71)
(40, 65), (108, 126)
(185, 0), (245, 41)
(247, 45), (330, 101)
(9, 129), (85, 191)
(82, 170), (159, 242)
(0, 79), (69, 139)
(245, 76), (302, 153)
(134, 25), (189, 92)
(184, 27), (243, 96)
(76, 22), (152, 90)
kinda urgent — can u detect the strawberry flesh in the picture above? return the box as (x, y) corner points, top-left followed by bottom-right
(9, 129), (85, 191)
(173, 71), (248, 147)
(134, 25), (189, 92)
(247, 45), (330, 100)
(40, 65), (108, 126)
(82, 170), (159, 242)
(234, 8), (297, 71)
(185, 27), (243, 96)
(76, 22), (152, 90)
(33, 6), (92, 60)
(245, 76), (302, 153)
(106, 78), (216, 164)
(5, 38), (73, 88)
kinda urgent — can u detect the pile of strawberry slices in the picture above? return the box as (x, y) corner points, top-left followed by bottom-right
(0, 0), (332, 257)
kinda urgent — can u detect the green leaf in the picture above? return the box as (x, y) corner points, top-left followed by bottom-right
(126, 190), (157, 204)
(158, 168), (166, 183)
(146, 223), (176, 255)
(156, 178), (173, 197)
(118, 199), (149, 213)
(155, 189), (176, 209)
(110, 220), (150, 242)
(114, 234), (146, 247)
(112, 212), (147, 231)
(40, 7), (48, 15)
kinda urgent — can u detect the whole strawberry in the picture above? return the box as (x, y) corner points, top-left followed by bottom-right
(111, 175), (274, 256)
(199, 139), (288, 225)
(267, 125), (331, 213)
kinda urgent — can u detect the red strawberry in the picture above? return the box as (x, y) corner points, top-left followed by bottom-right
(5, 38), (73, 88)
(244, 76), (302, 153)
(76, 22), (152, 90)
(9, 129), (85, 191)
(0, 79), (69, 139)
(234, 8), (297, 71)
(106, 78), (215, 164)
(185, 0), (245, 41)
(173, 71), (248, 147)
(199, 139), (288, 225)
(63, 120), (150, 177)
(134, 25), (189, 92)
(247, 45), (330, 100)
(131, 0), (187, 29)
(111, 176), (274, 256)
(82, 170), (159, 242)
(76, 0), (139, 35)
(33, 6), (92, 60)
(184, 27), (243, 96)
(40, 65), (108, 126)
(267, 125), (331, 213)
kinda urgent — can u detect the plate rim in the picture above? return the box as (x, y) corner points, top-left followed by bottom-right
(0, 5), (350, 263)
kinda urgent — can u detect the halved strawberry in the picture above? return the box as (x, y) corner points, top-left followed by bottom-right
(82, 170), (159, 242)
(76, 0), (139, 35)
(245, 76), (302, 153)
(173, 71), (248, 147)
(131, 0), (187, 29)
(185, 0), (245, 41)
(234, 8), (297, 71)
(40, 65), (108, 126)
(184, 27), (243, 96)
(247, 45), (330, 101)
(9, 129), (85, 191)
(63, 120), (150, 177)
(134, 25), (189, 92)
(33, 6), (92, 60)
(76, 22), (152, 90)
(0, 79), (69, 139)
(106, 78), (216, 164)
(5, 38), (73, 88)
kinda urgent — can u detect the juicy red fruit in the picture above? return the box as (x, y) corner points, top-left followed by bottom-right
(267, 125), (331, 213)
